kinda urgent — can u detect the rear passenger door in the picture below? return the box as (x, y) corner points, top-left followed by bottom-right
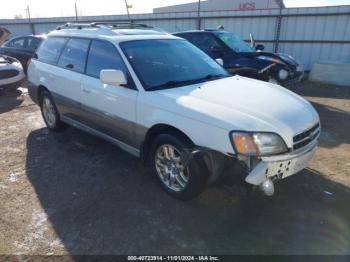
(80, 40), (138, 146)
(52, 38), (90, 119)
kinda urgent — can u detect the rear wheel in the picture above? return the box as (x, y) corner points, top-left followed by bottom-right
(40, 91), (66, 131)
(150, 134), (208, 200)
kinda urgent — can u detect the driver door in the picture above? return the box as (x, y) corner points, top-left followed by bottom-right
(188, 33), (225, 59)
(80, 40), (138, 146)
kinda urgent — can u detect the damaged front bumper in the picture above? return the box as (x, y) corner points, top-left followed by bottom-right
(245, 139), (317, 195)
(283, 69), (304, 85)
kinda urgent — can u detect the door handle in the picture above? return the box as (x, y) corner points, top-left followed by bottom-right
(82, 88), (91, 94)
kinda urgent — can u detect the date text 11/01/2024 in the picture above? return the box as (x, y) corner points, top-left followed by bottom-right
(127, 256), (220, 261)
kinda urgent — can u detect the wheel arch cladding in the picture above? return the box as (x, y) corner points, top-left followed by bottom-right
(38, 85), (49, 100)
(141, 123), (195, 164)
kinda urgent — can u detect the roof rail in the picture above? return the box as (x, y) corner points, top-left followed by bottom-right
(56, 22), (157, 31)
(56, 23), (99, 30)
(91, 22), (154, 29)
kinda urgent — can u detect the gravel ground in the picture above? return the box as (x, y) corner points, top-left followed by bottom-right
(0, 81), (349, 256)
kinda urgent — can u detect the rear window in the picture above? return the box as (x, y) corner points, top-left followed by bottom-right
(36, 37), (67, 64)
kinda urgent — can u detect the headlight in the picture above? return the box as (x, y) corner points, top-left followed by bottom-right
(12, 61), (23, 69)
(296, 64), (304, 72)
(278, 69), (289, 80)
(257, 55), (284, 65)
(230, 131), (288, 156)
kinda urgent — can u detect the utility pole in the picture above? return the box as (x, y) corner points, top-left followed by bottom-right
(75, 2), (78, 21)
(197, 0), (201, 30)
(124, 0), (131, 22)
(26, 5), (35, 35)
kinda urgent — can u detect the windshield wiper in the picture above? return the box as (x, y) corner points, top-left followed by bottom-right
(201, 73), (228, 81)
(147, 80), (194, 91)
(148, 74), (228, 91)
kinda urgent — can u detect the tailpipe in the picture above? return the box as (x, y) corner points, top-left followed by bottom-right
(259, 179), (274, 196)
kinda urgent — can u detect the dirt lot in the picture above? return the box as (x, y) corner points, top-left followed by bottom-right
(0, 81), (349, 256)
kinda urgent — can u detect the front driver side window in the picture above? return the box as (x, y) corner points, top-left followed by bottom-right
(86, 40), (134, 89)
(190, 34), (222, 55)
(86, 40), (128, 78)
(27, 38), (41, 50)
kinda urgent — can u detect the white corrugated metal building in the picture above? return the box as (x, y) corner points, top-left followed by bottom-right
(153, 0), (285, 13)
(0, 5), (349, 70)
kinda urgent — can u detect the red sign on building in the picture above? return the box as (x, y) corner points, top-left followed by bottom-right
(239, 2), (256, 10)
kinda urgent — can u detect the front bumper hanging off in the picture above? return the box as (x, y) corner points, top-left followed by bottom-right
(244, 140), (317, 195)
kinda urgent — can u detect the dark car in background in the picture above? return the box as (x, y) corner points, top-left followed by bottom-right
(174, 29), (304, 85)
(0, 35), (44, 73)
(0, 27), (25, 90)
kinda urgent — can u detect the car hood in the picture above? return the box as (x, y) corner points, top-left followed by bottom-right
(155, 76), (319, 147)
(240, 51), (299, 66)
(0, 27), (10, 45)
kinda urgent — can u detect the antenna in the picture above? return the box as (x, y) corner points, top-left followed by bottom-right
(124, 0), (131, 22)
(74, 2), (78, 21)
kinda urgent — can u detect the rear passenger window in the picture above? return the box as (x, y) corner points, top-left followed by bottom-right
(86, 40), (127, 78)
(58, 38), (90, 73)
(6, 37), (26, 48)
(36, 37), (67, 64)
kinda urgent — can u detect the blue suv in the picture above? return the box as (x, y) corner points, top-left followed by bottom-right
(174, 29), (304, 85)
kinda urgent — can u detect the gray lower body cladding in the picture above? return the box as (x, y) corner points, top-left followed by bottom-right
(27, 82), (244, 184)
(27, 81), (39, 104)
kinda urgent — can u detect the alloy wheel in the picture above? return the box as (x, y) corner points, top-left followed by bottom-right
(42, 96), (56, 127)
(155, 144), (189, 192)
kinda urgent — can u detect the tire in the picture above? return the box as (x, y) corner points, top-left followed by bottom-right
(39, 90), (66, 131)
(150, 134), (208, 200)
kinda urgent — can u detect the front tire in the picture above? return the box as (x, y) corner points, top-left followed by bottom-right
(40, 90), (66, 131)
(150, 134), (208, 200)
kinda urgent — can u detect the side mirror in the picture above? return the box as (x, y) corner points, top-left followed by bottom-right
(249, 33), (255, 48)
(255, 44), (265, 51)
(100, 69), (127, 87)
(215, 58), (224, 66)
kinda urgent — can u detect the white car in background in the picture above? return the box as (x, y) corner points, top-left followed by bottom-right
(27, 23), (320, 200)
(0, 27), (25, 91)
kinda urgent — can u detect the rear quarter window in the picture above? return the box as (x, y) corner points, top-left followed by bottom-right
(35, 37), (67, 64)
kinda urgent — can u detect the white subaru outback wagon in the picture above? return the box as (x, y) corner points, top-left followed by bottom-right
(27, 23), (320, 200)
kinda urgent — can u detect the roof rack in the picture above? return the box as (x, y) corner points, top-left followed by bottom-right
(91, 22), (154, 29)
(56, 22), (156, 31)
(56, 23), (97, 30)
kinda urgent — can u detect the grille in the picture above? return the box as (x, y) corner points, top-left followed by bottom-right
(293, 122), (320, 150)
(0, 69), (19, 79)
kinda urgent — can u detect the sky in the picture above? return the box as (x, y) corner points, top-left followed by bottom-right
(0, 0), (349, 19)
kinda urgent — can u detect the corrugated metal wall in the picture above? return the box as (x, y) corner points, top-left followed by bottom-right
(0, 6), (349, 70)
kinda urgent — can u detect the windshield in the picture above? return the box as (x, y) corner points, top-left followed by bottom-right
(120, 39), (229, 91)
(216, 32), (254, 53)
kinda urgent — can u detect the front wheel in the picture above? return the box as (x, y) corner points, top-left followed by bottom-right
(150, 134), (208, 200)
